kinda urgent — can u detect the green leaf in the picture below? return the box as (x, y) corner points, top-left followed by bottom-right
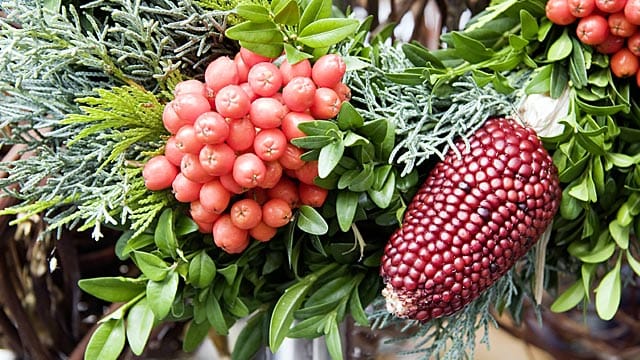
(273, 0), (300, 26)
(297, 205), (329, 235)
(206, 292), (229, 335)
(609, 220), (629, 249)
(569, 38), (588, 88)
(183, 320), (210, 352)
(226, 21), (284, 44)
(78, 277), (146, 303)
(146, 271), (179, 319)
(337, 102), (364, 130)
(85, 319), (126, 360)
(232, 311), (266, 360)
(297, 19), (360, 48)
(239, 41), (284, 59)
(299, 0), (332, 30)
(626, 250), (640, 277)
(525, 64), (551, 94)
(318, 140), (344, 178)
(175, 215), (199, 236)
(578, 242), (616, 263)
(126, 299), (155, 356)
(188, 251), (216, 288)
(325, 318), (343, 360)
(336, 191), (359, 232)
(368, 171), (395, 208)
(595, 259), (622, 321)
(402, 41), (445, 68)
(269, 279), (314, 351)
(550, 281), (584, 313)
(298, 120), (340, 136)
(547, 29), (572, 61)
(155, 209), (177, 258)
(348, 166), (375, 192)
(508, 34), (529, 50)
(348, 287), (369, 326)
(550, 61), (568, 99)
(284, 43), (314, 64)
(236, 4), (271, 23)
(133, 251), (170, 282)
(291, 135), (334, 149)
(121, 234), (155, 258)
(520, 9), (538, 40)
(606, 153), (635, 167)
(560, 187), (583, 220)
(288, 315), (326, 338)
(450, 32), (494, 63)
(218, 264), (238, 285)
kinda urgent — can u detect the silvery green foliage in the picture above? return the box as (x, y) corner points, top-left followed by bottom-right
(0, 0), (233, 238)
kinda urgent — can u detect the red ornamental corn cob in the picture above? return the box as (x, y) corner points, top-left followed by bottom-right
(380, 117), (561, 321)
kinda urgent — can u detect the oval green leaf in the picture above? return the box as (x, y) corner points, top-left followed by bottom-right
(78, 277), (146, 302)
(547, 29), (572, 61)
(188, 251), (216, 288)
(84, 319), (126, 360)
(550, 281), (584, 313)
(269, 279), (314, 351)
(126, 298), (155, 356)
(226, 21), (283, 44)
(146, 271), (179, 319)
(155, 209), (177, 258)
(298, 18), (359, 48)
(595, 261), (621, 321)
(318, 140), (344, 178)
(133, 251), (169, 282)
(336, 191), (359, 232)
(236, 4), (271, 23)
(297, 205), (329, 235)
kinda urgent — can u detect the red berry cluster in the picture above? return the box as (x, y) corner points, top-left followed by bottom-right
(546, 0), (640, 84)
(142, 48), (350, 254)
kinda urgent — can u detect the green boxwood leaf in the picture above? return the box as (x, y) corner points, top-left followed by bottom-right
(78, 277), (146, 303)
(206, 292), (229, 335)
(273, 0), (299, 26)
(239, 41), (284, 59)
(236, 4), (271, 23)
(547, 29), (572, 61)
(368, 171), (395, 209)
(348, 287), (369, 326)
(126, 299), (155, 356)
(231, 311), (267, 360)
(626, 250), (640, 277)
(291, 135), (334, 149)
(188, 251), (216, 288)
(336, 191), (359, 232)
(595, 259), (622, 321)
(175, 214), (199, 236)
(146, 271), (179, 319)
(133, 251), (170, 281)
(297, 19), (359, 48)
(525, 64), (551, 94)
(226, 21), (283, 44)
(337, 102), (364, 130)
(520, 9), (538, 40)
(450, 32), (494, 63)
(284, 43), (314, 64)
(550, 281), (584, 313)
(318, 140), (344, 178)
(560, 187), (583, 220)
(348, 165), (374, 192)
(609, 220), (629, 249)
(218, 264), (238, 285)
(121, 233), (154, 258)
(299, 0), (332, 29)
(325, 317), (343, 360)
(402, 41), (444, 68)
(288, 314), (326, 338)
(155, 209), (177, 258)
(297, 205), (329, 235)
(85, 319), (126, 360)
(606, 152), (635, 168)
(269, 279), (314, 351)
(182, 320), (210, 352)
